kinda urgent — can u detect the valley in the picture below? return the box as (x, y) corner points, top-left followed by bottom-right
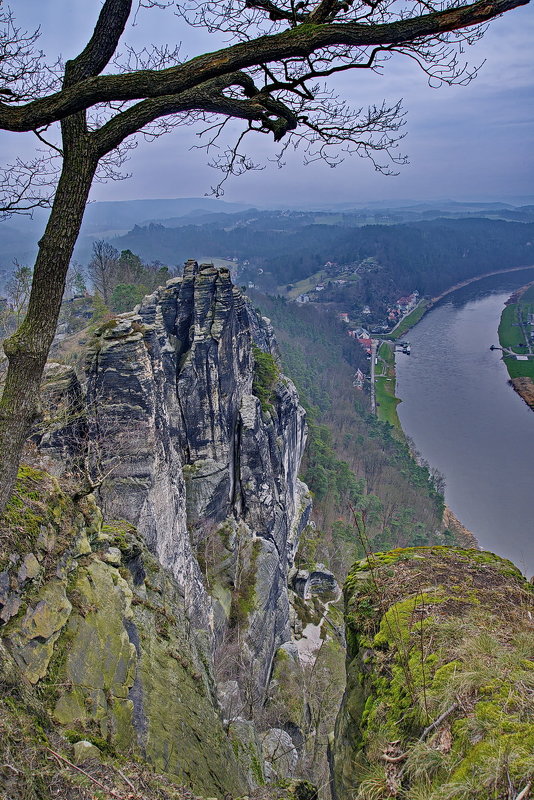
(1, 206), (533, 800)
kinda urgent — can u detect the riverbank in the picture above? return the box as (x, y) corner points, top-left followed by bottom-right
(373, 344), (477, 547)
(386, 264), (534, 342)
(374, 340), (403, 434)
(388, 298), (430, 339)
(394, 282), (534, 575)
(377, 267), (534, 421)
(374, 345), (478, 547)
(498, 282), (534, 411)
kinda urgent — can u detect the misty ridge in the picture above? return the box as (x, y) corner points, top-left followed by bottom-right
(2, 197), (534, 298)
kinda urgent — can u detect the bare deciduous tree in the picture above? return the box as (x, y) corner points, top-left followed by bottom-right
(0, 0), (529, 512)
(87, 240), (120, 305)
(5, 262), (32, 325)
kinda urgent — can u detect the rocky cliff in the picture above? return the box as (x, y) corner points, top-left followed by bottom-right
(2, 263), (533, 800)
(0, 468), (247, 797)
(2, 262), (317, 795)
(334, 546), (534, 800)
(81, 260), (310, 703)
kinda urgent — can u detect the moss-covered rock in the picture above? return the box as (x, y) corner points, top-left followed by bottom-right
(0, 465), (246, 798)
(7, 579), (72, 684)
(334, 547), (534, 800)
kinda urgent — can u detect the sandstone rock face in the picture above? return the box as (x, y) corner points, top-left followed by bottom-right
(83, 261), (310, 698)
(0, 473), (247, 797)
(291, 564), (339, 600)
(261, 727), (299, 780)
(35, 362), (86, 476)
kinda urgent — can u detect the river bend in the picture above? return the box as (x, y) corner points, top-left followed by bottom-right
(396, 269), (534, 576)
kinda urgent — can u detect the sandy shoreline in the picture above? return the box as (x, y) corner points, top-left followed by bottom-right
(509, 376), (534, 410)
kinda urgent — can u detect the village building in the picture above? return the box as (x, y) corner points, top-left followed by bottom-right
(352, 326), (370, 339)
(395, 291), (419, 314)
(356, 336), (372, 354)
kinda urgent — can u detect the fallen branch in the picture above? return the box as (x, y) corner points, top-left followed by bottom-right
(114, 765), (137, 794)
(44, 746), (128, 800)
(419, 703), (458, 741)
(515, 783), (531, 800)
(384, 703), (459, 768)
(381, 752), (408, 763)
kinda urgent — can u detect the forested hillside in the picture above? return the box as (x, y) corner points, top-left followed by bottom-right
(251, 293), (464, 579)
(114, 215), (534, 296)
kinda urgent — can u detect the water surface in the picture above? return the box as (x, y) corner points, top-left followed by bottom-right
(396, 269), (534, 576)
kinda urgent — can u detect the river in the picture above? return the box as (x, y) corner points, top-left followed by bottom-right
(395, 268), (534, 577)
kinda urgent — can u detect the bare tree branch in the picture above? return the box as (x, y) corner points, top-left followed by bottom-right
(64, 0), (133, 85)
(0, 0), (528, 132)
(0, 154), (59, 218)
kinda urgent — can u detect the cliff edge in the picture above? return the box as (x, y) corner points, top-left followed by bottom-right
(334, 546), (534, 799)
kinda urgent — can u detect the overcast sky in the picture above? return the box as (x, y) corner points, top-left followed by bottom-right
(3, 0), (533, 207)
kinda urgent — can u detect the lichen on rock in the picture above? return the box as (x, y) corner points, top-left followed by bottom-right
(0, 468), (247, 797)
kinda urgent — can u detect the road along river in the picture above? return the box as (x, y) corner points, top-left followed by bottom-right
(395, 268), (534, 577)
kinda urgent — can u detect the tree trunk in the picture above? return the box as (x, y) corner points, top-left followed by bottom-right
(0, 131), (97, 513)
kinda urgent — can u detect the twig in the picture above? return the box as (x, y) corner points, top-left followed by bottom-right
(1, 763), (20, 774)
(114, 765), (137, 794)
(515, 784), (531, 800)
(44, 746), (127, 799)
(416, 588), (429, 723)
(419, 703), (458, 741)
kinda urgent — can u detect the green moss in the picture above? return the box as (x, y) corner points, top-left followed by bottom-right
(95, 318), (119, 334)
(64, 728), (116, 755)
(229, 538), (261, 628)
(0, 465), (88, 576)
(372, 591), (445, 648)
(0, 467), (245, 798)
(337, 545), (534, 800)
(292, 592), (322, 628)
(251, 751), (265, 786)
(217, 520), (232, 549)
(252, 344), (280, 414)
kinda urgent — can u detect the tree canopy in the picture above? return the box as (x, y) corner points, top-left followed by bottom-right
(0, 0), (529, 513)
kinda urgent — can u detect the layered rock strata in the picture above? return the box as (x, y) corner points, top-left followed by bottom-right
(78, 261), (309, 700)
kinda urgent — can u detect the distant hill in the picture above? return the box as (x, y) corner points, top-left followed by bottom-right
(112, 213), (534, 297)
(0, 196), (255, 273)
(2, 197), (534, 284)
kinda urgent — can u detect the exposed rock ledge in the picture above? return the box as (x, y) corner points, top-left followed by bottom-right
(334, 546), (534, 800)
(442, 506), (478, 548)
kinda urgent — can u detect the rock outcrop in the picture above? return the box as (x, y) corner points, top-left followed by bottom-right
(291, 564), (339, 600)
(334, 546), (534, 800)
(0, 261), (315, 796)
(81, 261), (310, 701)
(0, 469), (246, 797)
